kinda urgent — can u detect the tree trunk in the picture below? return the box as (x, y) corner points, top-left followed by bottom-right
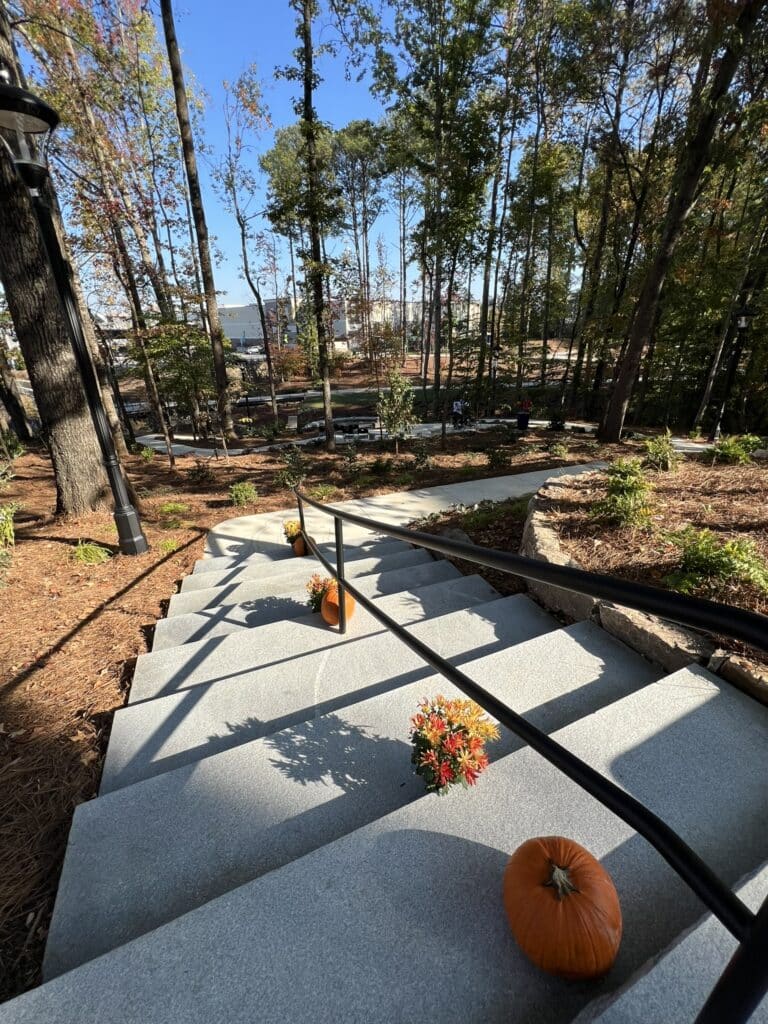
(298, 0), (335, 451)
(600, 0), (766, 441)
(160, 0), (234, 438)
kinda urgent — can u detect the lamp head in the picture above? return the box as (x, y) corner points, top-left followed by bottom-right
(0, 72), (59, 135)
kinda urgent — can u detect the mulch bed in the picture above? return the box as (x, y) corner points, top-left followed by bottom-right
(544, 459), (768, 664)
(0, 426), (633, 1001)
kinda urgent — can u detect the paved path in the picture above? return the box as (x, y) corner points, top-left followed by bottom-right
(203, 463), (604, 558)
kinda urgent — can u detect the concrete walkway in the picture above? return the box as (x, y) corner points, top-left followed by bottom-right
(203, 463), (603, 558)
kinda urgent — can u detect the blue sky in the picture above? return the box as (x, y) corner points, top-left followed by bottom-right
(162, 0), (396, 305)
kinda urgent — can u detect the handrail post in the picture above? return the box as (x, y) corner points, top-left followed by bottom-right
(335, 516), (347, 634)
(297, 490), (306, 538)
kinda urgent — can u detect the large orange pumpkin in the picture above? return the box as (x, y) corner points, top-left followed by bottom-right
(320, 581), (356, 626)
(503, 836), (622, 980)
(292, 536), (306, 557)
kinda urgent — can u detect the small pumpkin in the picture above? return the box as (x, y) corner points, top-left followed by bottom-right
(320, 581), (356, 626)
(292, 536), (306, 557)
(503, 836), (622, 980)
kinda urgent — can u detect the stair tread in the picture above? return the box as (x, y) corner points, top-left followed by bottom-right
(170, 547), (432, 613)
(21, 665), (768, 1022)
(130, 574), (501, 703)
(190, 537), (406, 577)
(150, 560), (460, 651)
(49, 621), (657, 974)
(101, 595), (556, 792)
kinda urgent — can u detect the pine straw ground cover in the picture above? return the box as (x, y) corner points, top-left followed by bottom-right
(0, 427), (627, 1001)
(545, 459), (768, 668)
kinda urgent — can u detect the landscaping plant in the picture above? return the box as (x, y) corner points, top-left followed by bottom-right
(229, 481), (258, 506)
(409, 694), (499, 794)
(306, 573), (333, 612)
(0, 502), (19, 548)
(70, 540), (112, 565)
(139, 445), (156, 462)
(277, 445), (307, 489)
(593, 458), (653, 527)
(187, 459), (215, 485)
(377, 370), (415, 455)
(712, 434), (763, 465)
(485, 446), (512, 471)
(282, 519), (302, 543)
(666, 526), (768, 595)
(642, 430), (680, 472)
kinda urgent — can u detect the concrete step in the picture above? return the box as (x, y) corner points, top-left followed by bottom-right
(130, 574), (501, 704)
(24, 665), (768, 1022)
(48, 621), (656, 973)
(150, 560), (461, 651)
(169, 547), (433, 614)
(101, 595), (556, 793)
(575, 864), (768, 1023)
(191, 536), (405, 575)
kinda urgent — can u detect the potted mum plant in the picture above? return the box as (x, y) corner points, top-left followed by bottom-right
(283, 518), (306, 556)
(410, 695), (499, 794)
(305, 574), (356, 626)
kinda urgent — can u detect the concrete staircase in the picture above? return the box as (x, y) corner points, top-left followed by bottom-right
(1, 481), (767, 1023)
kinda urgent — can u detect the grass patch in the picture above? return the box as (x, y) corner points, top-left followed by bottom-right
(70, 541), (112, 565)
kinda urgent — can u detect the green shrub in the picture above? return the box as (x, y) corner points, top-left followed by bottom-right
(0, 431), (25, 460)
(461, 496), (531, 532)
(548, 442), (569, 460)
(276, 445), (307, 489)
(70, 540), (112, 565)
(485, 446), (512, 472)
(712, 434), (762, 465)
(157, 538), (180, 555)
(412, 440), (433, 472)
(187, 459), (215, 485)
(593, 458), (653, 527)
(642, 430), (680, 472)
(371, 455), (392, 477)
(342, 442), (361, 481)
(308, 483), (337, 502)
(0, 463), (14, 492)
(0, 502), (19, 548)
(139, 446), (156, 463)
(0, 547), (11, 587)
(157, 500), (190, 529)
(666, 527), (768, 595)
(229, 481), (258, 507)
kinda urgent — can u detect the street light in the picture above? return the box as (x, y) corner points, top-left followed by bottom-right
(709, 303), (756, 443)
(0, 70), (147, 554)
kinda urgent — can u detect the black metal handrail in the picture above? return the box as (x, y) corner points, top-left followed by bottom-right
(294, 487), (768, 1023)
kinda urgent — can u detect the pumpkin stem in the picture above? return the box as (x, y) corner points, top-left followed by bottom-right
(545, 863), (580, 900)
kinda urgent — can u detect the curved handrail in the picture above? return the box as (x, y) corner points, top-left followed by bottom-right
(295, 487), (768, 1022)
(295, 488), (768, 654)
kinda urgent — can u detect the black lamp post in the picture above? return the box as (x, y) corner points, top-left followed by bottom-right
(0, 72), (147, 554)
(709, 303), (755, 443)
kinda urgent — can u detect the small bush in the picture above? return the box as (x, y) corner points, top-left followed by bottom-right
(0, 502), (19, 547)
(666, 527), (768, 595)
(547, 415), (566, 432)
(593, 458), (653, 527)
(412, 441), (433, 472)
(642, 430), (680, 472)
(139, 446), (156, 463)
(485, 446), (512, 472)
(276, 445), (307, 489)
(70, 540), (112, 565)
(548, 442), (569, 460)
(0, 431), (25, 460)
(157, 500), (190, 529)
(229, 481), (258, 507)
(187, 459), (215, 485)
(157, 538), (180, 555)
(308, 483), (337, 502)
(461, 496), (531, 532)
(503, 426), (521, 445)
(0, 547), (11, 587)
(712, 434), (762, 465)
(0, 463), (14, 492)
(371, 455), (392, 477)
(342, 442), (361, 481)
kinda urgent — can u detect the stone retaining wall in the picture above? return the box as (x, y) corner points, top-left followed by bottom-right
(521, 472), (768, 706)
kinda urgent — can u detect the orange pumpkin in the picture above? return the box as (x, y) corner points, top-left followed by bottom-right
(292, 536), (306, 557)
(503, 836), (622, 980)
(320, 581), (356, 626)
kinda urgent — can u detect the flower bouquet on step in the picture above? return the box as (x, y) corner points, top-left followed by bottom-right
(410, 695), (499, 795)
(283, 519), (306, 556)
(306, 573), (332, 612)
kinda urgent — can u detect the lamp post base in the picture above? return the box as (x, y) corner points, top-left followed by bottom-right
(114, 508), (149, 556)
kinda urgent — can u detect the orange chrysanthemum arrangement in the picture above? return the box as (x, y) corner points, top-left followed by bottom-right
(410, 695), (499, 794)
